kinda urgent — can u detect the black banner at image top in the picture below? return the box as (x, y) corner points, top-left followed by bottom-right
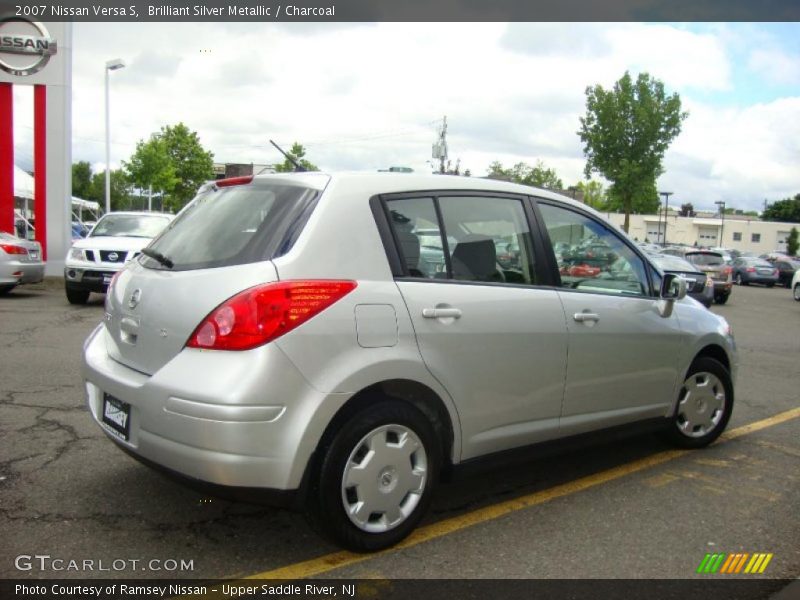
(1, 0), (799, 22)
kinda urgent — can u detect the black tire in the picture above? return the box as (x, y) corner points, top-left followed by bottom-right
(662, 357), (733, 449)
(714, 295), (729, 305)
(306, 400), (441, 552)
(766, 283), (775, 288)
(0, 284), (16, 296)
(793, 284), (800, 302)
(65, 286), (90, 305)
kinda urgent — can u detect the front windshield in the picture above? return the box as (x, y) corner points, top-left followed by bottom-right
(90, 214), (171, 238)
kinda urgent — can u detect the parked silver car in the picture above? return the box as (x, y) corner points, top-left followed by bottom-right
(0, 231), (45, 295)
(82, 173), (737, 551)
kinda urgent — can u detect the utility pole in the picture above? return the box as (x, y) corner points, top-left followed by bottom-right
(659, 191), (672, 246)
(432, 116), (448, 174)
(715, 200), (726, 246)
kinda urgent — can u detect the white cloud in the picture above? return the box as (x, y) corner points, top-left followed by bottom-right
(59, 22), (798, 214)
(748, 48), (800, 86)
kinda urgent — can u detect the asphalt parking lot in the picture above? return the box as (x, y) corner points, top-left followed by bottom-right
(1, 280), (798, 587)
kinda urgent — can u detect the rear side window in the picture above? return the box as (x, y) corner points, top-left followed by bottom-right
(385, 195), (537, 285)
(143, 182), (319, 271)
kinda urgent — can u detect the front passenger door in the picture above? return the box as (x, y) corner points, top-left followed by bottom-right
(536, 201), (684, 436)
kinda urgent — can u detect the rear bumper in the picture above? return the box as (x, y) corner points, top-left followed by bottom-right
(1, 260), (44, 285)
(712, 281), (732, 297)
(82, 324), (349, 494)
(743, 275), (779, 285)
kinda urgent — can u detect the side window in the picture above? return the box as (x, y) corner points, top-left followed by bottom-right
(385, 195), (537, 285)
(438, 196), (537, 285)
(538, 202), (649, 297)
(385, 198), (441, 278)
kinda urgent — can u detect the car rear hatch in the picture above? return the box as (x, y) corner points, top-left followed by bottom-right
(686, 252), (728, 281)
(104, 174), (328, 376)
(15, 239), (42, 262)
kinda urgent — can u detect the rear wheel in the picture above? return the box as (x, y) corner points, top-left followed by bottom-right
(65, 286), (90, 305)
(307, 401), (441, 552)
(794, 284), (800, 302)
(663, 357), (733, 449)
(714, 294), (728, 305)
(0, 284), (16, 296)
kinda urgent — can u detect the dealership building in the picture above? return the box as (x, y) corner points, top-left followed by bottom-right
(604, 211), (797, 254)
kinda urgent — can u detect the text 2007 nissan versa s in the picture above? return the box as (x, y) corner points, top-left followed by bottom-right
(83, 173), (737, 551)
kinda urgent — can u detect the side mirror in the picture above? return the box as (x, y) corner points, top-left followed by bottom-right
(661, 273), (687, 301)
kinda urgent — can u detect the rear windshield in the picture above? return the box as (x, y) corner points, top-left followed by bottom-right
(91, 214), (171, 238)
(142, 181), (319, 271)
(686, 253), (724, 266)
(651, 256), (698, 272)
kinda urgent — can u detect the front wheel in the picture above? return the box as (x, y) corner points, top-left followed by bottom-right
(65, 286), (90, 305)
(793, 284), (800, 302)
(662, 357), (733, 449)
(307, 401), (441, 552)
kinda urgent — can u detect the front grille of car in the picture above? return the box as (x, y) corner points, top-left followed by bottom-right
(100, 250), (127, 263)
(85, 250), (96, 262)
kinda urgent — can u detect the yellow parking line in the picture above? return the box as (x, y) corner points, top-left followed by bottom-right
(246, 407), (800, 580)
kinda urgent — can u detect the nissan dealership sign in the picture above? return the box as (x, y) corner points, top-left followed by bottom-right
(0, 19), (57, 77)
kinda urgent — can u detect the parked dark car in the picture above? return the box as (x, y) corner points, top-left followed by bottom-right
(662, 249), (733, 304)
(774, 259), (800, 287)
(650, 254), (714, 308)
(730, 257), (779, 287)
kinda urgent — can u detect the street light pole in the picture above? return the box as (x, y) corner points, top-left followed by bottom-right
(659, 191), (673, 246)
(715, 200), (726, 247)
(104, 58), (125, 215)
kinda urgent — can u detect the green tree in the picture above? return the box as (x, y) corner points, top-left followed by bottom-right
(88, 169), (133, 211)
(578, 71), (687, 232)
(72, 161), (93, 199)
(762, 194), (800, 223)
(124, 135), (179, 208)
(274, 142), (319, 173)
(679, 202), (695, 217)
(486, 160), (563, 189)
(604, 177), (660, 215)
(787, 227), (799, 256)
(158, 123), (215, 211)
(575, 179), (607, 210)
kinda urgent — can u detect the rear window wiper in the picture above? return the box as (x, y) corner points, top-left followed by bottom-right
(141, 248), (174, 269)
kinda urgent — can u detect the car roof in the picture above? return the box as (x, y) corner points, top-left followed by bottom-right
(253, 171), (589, 210)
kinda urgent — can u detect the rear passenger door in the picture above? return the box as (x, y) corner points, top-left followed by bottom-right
(380, 193), (568, 460)
(534, 200), (684, 435)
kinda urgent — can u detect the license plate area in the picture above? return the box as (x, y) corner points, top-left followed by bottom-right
(102, 393), (131, 441)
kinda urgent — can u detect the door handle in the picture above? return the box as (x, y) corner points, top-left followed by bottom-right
(422, 308), (462, 319)
(573, 312), (600, 323)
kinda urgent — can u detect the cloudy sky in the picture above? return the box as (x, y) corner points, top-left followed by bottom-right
(11, 21), (800, 213)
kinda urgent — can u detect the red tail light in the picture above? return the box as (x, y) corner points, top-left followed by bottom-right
(216, 175), (253, 188)
(746, 267), (756, 273)
(723, 266), (733, 275)
(0, 244), (27, 255)
(187, 280), (357, 351)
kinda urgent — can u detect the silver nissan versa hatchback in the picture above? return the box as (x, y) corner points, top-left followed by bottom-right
(83, 172), (737, 551)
